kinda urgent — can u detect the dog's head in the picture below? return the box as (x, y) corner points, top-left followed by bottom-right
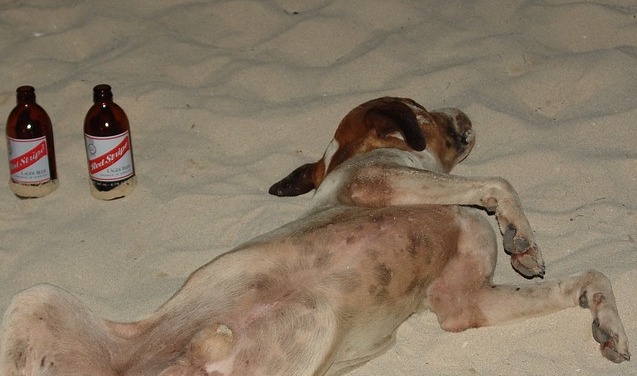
(269, 96), (475, 197)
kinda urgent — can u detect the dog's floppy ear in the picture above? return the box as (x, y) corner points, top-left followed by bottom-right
(364, 98), (426, 151)
(269, 162), (320, 197)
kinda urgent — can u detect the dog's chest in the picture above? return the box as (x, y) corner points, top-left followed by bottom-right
(275, 205), (461, 304)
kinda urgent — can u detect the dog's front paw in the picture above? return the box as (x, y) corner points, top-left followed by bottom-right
(504, 224), (545, 278)
(510, 251), (545, 279)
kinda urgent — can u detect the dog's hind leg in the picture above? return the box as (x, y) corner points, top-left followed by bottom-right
(425, 212), (630, 363)
(430, 269), (630, 363)
(0, 284), (121, 376)
(1, 283), (342, 376)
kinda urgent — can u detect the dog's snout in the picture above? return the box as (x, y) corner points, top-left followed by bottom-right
(460, 129), (473, 145)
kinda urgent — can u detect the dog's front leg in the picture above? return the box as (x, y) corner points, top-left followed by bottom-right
(337, 161), (544, 278)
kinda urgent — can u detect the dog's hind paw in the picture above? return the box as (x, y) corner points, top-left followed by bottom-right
(579, 275), (631, 363)
(593, 318), (631, 363)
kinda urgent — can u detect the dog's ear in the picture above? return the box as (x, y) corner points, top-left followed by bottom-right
(269, 162), (319, 197)
(364, 98), (426, 151)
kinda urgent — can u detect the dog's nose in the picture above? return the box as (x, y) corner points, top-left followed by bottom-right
(461, 129), (474, 145)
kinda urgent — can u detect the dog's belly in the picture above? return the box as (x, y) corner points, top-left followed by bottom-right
(237, 205), (462, 363)
(276, 205), (463, 363)
(146, 205), (465, 375)
(219, 205), (463, 306)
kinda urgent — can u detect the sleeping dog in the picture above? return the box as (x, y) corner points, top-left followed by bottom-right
(0, 97), (629, 375)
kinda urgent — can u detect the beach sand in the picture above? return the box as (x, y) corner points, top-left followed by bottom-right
(1, 1), (636, 375)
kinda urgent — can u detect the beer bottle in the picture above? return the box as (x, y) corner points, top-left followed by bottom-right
(5, 85), (58, 198)
(83, 84), (136, 200)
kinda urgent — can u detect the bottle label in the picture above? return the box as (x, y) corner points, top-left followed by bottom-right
(7, 136), (51, 184)
(85, 131), (134, 182)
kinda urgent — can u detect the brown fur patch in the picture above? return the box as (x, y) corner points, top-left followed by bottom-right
(339, 168), (395, 208)
(374, 288), (390, 305)
(406, 277), (428, 295)
(374, 263), (393, 287)
(313, 250), (333, 269)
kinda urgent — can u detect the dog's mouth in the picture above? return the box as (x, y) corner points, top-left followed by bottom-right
(455, 128), (475, 163)
(458, 128), (474, 146)
(455, 113), (475, 163)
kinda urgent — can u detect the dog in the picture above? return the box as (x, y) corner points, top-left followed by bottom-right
(0, 97), (630, 376)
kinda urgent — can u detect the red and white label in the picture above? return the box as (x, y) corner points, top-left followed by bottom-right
(85, 131), (134, 182)
(7, 136), (51, 184)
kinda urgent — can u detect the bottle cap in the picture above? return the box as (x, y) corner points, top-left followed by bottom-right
(93, 84), (113, 102)
(16, 85), (36, 102)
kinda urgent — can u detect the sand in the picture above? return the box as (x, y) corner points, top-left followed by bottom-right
(1, 1), (636, 375)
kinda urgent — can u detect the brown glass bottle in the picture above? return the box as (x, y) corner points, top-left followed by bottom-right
(5, 86), (58, 198)
(83, 84), (136, 200)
